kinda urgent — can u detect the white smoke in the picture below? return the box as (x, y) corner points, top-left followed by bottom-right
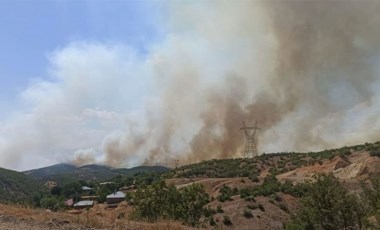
(1, 1), (380, 171)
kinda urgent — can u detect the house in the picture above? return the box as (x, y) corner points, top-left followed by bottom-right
(81, 186), (92, 191)
(73, 200), (94, 209)
(106, 191), (126, 204)
(99, 182), (114, 186)
(81, 186), (93, 195)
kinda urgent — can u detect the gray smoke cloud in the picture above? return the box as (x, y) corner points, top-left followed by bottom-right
(1, 1), (380, 170)
(102, 1), (380, 167)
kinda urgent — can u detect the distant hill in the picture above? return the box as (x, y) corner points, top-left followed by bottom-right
(0, 167), (43, 204)
(23, 163), (170, 185)
(23, 163), (76, 179)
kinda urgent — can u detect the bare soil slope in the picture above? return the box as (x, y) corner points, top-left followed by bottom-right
(277, 151), (380, 183)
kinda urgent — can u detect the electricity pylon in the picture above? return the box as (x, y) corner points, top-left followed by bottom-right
(173, 160), (179, 169)
(240, 121), (261, 158)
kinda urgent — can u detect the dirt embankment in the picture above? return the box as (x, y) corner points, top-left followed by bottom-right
(167, 177), (258, 198)
(277, 152), (380, 184)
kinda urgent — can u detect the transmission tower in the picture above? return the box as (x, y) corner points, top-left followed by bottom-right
(173, 159), (179, 169)
(240, 121), (261, 158)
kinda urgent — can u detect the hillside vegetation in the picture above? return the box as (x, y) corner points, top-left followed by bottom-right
(0, 141), (379, 229)
(167, 141), (380, 179)
(0, 167), (43, 204)
(24, 163), (170, 186)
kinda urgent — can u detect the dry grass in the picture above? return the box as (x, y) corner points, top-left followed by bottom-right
(0, 203), (194, 230)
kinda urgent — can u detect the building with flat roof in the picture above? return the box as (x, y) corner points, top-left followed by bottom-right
(73, 200), (94, 209)
(106, 191), (125, 204)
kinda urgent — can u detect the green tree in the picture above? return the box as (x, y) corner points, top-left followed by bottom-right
(62, 181), (81, 198)
(40, 196), (63, 211)
(132, 180), (172, 221)
(97, 183), (115, 203)
(50, 186), (62, 196)
(132, 180), (209, 227)
(180, 183), (210, 226)
(285, 174), (369, 230)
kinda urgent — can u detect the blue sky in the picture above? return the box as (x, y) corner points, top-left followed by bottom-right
(0, 0), (164, 115)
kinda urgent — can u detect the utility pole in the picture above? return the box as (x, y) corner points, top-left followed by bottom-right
(240, 121), (261, 158)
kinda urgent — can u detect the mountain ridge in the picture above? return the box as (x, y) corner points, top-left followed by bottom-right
(23, 163), (171, 185)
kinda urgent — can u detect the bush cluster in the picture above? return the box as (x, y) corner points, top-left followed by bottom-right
(132, 181), (209, 227)
(285, 174), (380, 230)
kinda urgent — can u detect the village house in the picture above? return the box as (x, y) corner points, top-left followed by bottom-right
(81, 186), (92, 191)
(106, 191), (126, 204)
(73, 200), (94, 209)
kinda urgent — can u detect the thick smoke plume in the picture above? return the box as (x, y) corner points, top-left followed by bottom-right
(1, 1), (380, 170)
(103, 1), (380, 167)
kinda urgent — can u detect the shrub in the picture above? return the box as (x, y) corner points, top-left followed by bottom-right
(40, 196), (63, 211)
(216, 205), (224, 213)
(274, 194), (282, 202)
(363, 178), (380, 222)
(258, 204), (265, 212)
(223, 215), (232, 226)
(243, 209), (253, 218)
(240, 188), (250, 198)
(249, 173), (260, 183)
(209, 217), (216, 226)
(285, 174), (369, 230)
(132, 180), (209, 227)
(247, 204), (258, 210)
(204, 207), (217, 217)
(217, 186), (234, 202)
(244, 196), (256, 202)
(278, 203), (289, 213)
(370, 150), (380, 157)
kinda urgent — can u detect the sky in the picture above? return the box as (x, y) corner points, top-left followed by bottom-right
(0, 0), (163, 115)
(0, 0), (164, 170)
(1, 0), (379, 171)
